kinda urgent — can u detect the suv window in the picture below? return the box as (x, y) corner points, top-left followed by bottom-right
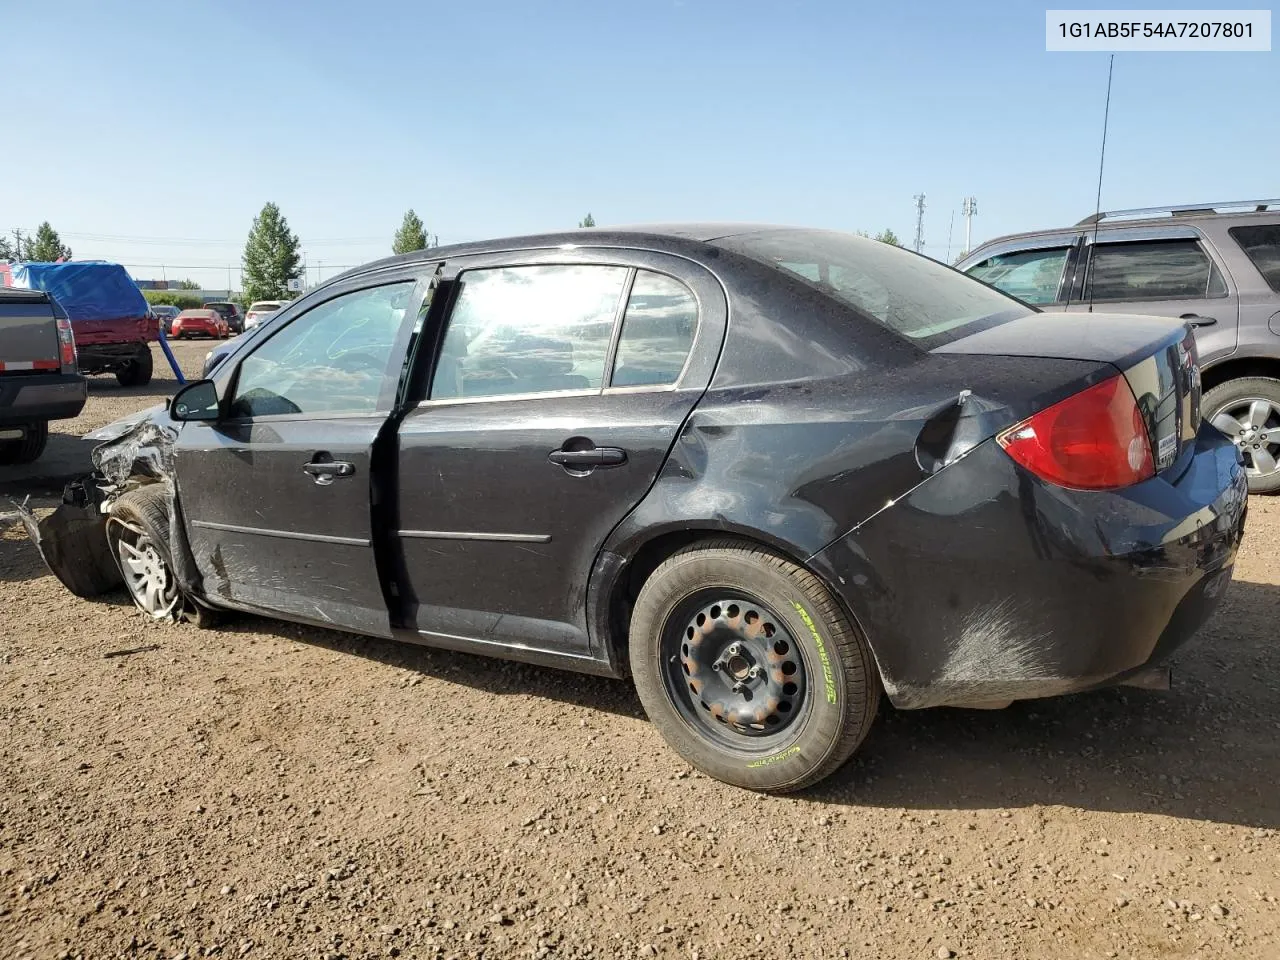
(610, 271), (697, 387)
(229, 282), (414, 418)
(1087, 239), (1227, 301)
(1229, 224), (1280, 293)
(965, 247), (1070, 305)
(430, 265), (628, 400)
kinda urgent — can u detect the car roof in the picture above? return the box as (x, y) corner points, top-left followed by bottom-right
(330, 223), (798, 283)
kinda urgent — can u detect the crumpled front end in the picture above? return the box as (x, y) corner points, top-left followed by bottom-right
(18, 411), (202, 617)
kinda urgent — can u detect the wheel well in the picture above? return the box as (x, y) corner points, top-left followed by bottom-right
(1201, 356), (1280, 394)
(606, 529), (814, 671)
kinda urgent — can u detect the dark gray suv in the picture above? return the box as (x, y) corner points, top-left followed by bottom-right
(958, 200), (1280, 492)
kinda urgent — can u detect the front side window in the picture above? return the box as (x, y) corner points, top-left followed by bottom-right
(966, 247), (1070, 305)
(1087, 239), (1227, 301)
(610, 271), (698, 387)
(1229, 224), (1280, 293)
(430, 265), (628, 400)
(229, 282), (414, 418)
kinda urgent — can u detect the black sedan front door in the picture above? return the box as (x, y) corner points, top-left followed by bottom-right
(394, 253), (726, 659)
(175, 276), (427, 637)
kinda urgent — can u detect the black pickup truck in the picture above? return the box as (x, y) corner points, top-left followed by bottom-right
(0, 287), (88, 464)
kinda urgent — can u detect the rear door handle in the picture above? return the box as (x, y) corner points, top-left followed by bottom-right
(1180, 313), (1217, 327)
(547, 447), (627, 468)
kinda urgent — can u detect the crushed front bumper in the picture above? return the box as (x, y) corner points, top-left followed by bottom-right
(812, 421), (1248, 709)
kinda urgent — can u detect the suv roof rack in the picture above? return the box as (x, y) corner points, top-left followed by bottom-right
(1076, 199), (1280, 226)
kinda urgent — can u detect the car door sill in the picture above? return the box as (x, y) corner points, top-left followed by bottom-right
(394, 627), (620, 678)
(190, 518), (371, 547)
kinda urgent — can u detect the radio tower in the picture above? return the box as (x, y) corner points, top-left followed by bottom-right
(961, 196), (978, 257)
(912, 193), (926, 254)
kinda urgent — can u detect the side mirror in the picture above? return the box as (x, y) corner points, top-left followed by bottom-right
(170, 379), (221, 422)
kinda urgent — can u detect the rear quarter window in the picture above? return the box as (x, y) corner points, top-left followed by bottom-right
(1229, 224), (1280, 293)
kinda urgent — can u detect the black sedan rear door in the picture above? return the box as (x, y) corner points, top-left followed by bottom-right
(393, 250), (726, 659)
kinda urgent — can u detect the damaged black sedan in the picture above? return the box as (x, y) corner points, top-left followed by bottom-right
(22, 226), (1248, 792)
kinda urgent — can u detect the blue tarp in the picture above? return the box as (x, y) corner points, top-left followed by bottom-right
(10, 261), (149, 321)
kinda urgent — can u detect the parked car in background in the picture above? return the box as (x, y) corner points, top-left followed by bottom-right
(244, 300), (286, 331)
(958, 198), (1280, 492)
(150, 304), (181, 335)
(170, 308), (228, 339)
(25, 225), (1246, 792)
(0, 286), (86, 464)
(5, 262), (158, 387)
(205, 301), (244, 334)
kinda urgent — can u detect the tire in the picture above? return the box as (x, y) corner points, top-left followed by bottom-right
(629, 539), (880, 792)
(1204, 377), (1280, 494)
(115, 346), (154, 387)
(0, 421), (49, 465)
(106, 486), (181, 619)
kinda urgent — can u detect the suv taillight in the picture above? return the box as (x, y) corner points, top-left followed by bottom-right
(56, 316), (78, 372)
(997, 373), (1154, 490)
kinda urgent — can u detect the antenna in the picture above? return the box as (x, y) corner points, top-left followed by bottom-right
(961, 197), (977, 257)
(912, 193), (926, 254)
(1086, 54), (1115, 314)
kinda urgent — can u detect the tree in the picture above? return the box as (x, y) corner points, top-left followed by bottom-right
(578, 213), (596, 228)
(241, 202), (302, 304)
(0, 236), (13, 262)
(143, 290), (203, 310)
(27, 222), (73, 261)
(393, 209), (429, 254)
(873, 228), (900, 246)
(175, 278), (201, 290)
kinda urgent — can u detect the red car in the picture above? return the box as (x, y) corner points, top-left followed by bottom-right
(170, 309), (228, 340)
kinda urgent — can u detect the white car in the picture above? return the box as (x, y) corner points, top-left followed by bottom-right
(244, 301), (286, 331)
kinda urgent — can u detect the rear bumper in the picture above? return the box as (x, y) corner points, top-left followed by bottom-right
(812, 421), (1248, 709)
(0, 372), (88, 425)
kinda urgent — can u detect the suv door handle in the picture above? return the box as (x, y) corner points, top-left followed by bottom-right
(547, 447), (627, 468)
(1180, 313), (1217, 327)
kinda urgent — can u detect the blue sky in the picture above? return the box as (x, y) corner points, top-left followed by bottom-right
(4, 0), (1276, 288)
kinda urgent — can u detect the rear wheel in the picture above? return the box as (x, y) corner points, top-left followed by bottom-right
(1204, 377), (1280, 494)
(0, 421), (49, 465)
(629, 539), (880, 792)
(115, 346), (154, 387)
(106, 487), (180, 619)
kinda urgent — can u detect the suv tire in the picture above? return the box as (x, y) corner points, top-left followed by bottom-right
(116, 345), (154, 387)
(1204, 376), (1280, 494)
(0, 420), (49, 465)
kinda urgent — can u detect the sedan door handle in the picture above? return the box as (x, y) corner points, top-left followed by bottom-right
(303, 459), (355, 485)
(1180, 313), (1217, 327)
(547, 447), (627, 468)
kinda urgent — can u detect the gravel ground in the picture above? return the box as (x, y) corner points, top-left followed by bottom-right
(1, 340), (1277, 960)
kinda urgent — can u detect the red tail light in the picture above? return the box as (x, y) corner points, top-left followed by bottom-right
(56, 316), (78, 371)
(996, 373), (1154, 490)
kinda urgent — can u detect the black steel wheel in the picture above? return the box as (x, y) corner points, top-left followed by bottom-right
(630, 539), (880, 792)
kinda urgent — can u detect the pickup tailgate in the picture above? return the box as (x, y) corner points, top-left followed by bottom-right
(0, 290), (61, 372)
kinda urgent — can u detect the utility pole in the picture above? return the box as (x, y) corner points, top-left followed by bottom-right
(961, 196), (978, 257)
(12, 228), (25, 261)
(946, 211), (955, 264)
(912, 194), (926, 254)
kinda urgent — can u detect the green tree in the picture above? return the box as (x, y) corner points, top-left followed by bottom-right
(0, 236), (13, 261)
(873, 228), (900, 246)
(175, 278), (201, 290)
(27, 222), (73, 261)
(241, 202), (302, 304)
(578, 213), (596, 228)
(393, 209), (429, 254)
(143, 290), (204, 310)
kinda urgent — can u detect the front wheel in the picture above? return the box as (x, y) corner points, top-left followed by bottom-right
(629, 540), (880, 792)
(1204, 377), (1280, 494)
(106, 487), (181, 619)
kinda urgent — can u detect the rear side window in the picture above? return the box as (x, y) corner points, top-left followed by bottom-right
(430, 265), (628, 400)
(714, 229), (1030, 345)
(1229, 224), (1280, 293)
(610, 271), (697, 387)
(965, 247), (1070, 305)
(1087, 240), (1227, 301)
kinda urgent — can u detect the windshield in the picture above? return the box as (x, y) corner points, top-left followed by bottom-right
(713, 229), (1032, 346)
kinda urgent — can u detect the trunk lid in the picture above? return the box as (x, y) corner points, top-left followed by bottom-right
(934, 311), (1201, 479)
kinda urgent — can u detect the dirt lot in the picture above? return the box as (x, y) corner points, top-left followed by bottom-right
(1, 340), (1277, 960)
